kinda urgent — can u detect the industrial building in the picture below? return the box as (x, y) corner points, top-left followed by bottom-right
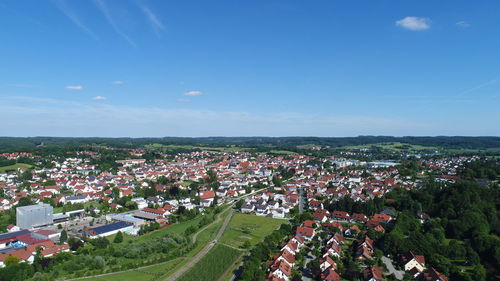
(16, 204), (54, 229)
(83, 221), (133, 238)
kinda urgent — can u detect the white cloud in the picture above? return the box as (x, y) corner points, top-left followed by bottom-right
(65, 85), (83, 90)
(456, 21), (471, 28)
(396, 16), (431, 31)
(92, 96), (107, 100)
(111, 81), (124, 85)
(183, 90), (203, 96)
(177, 98), (190, 103)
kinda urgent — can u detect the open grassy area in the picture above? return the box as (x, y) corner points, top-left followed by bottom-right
(269, 150), (297, 155)
(177, 244), (241, 281)
(340, 142), (439, 152)
(219, 213), (286, 248)
(82, 258), (185, 281)
(145, 143), (252, 153)
(0, 163), (32, 172)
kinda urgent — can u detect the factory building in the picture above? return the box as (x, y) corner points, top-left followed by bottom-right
(16, 204), (54, 229)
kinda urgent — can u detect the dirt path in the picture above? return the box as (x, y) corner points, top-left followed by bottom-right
(164, 209), (234, 281)
(217, 254), (243, 281)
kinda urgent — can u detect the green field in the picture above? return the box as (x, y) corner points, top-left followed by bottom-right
(177, 244), (241, 281)
(145, 143), (251, 153)
(269, 150), (297, 155)
(0, 163), (32, 172)
(82, 258), (185, 281)
(219, 213), (286, 248)
(340, 142), (439, 152)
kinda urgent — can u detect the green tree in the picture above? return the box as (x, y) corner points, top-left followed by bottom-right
(4, 255), (20, 266)
(113, 231), (124, 243)
(59, 229), (68, 243)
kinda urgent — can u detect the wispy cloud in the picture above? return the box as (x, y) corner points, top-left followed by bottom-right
(65, 85), (83, 90)
(183, 90), (203, 96)
(456, 21), (471, 28)
(111, 81), (125, 85)
(52, 0), (98, 39)
(0, 96), (435, 137)
(7, 83), (38, 88)
(94, 0), (136, 46)
(457, 76), (500, 97)
(92, 96), (107, 100)
(396, 16), (431, 31)
(177, 98), (190, 103)
(139, 5), (165, 37)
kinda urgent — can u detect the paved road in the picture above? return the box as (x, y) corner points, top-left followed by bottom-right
(382, 256), (404, 280)
(164, 208), (234, 281)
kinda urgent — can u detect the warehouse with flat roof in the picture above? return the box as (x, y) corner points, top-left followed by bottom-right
(84, 222), (133, 238)
(16, 204), (53, 229)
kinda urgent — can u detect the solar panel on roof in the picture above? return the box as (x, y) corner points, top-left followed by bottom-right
(0, 230), (30, 241)
(90, 221), (132, 235)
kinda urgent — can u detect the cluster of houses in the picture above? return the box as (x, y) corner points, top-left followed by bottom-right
(398, 252), (448, 281)
(0, 148), (477, 279)
(241, 191), (298, 218)
(0, 228), (68, 268)
(267, 220), (313, 281)
(265, 204), (449, 281)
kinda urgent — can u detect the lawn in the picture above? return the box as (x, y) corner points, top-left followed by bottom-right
(0, 163), (32, 172)
(82, 258), (184, 281)
(219, 213), (286, 248)
(177, 244), (241, 281)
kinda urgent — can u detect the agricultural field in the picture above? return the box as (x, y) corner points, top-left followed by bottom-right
(339, 142), (439, 152)
(0, 163), (32, 172)
(269, 150), (297, 155)
(176, 244), (241, 281)
(144, 143), (251, 153)
(219, 213), (286, 248)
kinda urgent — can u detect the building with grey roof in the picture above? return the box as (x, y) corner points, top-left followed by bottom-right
(16, 203), (54, 229)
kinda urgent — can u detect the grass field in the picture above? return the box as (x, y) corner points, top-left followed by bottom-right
(340, 142), (439, 152)
(219, 213), (286, 248)
(82, 258), (185, 281)
(0, 163), (32, 172)
(177, 244), (241, 281)
(145, 143), (251, 153)
(269, 150), (297, 155)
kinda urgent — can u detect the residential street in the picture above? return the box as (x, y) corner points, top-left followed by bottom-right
(382, 256), (404, 280)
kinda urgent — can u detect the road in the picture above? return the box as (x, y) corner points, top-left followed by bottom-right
(382, 256), (404, 280)
(164, 208), (234, 281)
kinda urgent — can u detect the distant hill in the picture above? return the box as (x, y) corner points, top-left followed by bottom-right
(0, 136), (499, 151)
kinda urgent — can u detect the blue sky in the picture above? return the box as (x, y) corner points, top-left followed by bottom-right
(0, 0), (499, 137)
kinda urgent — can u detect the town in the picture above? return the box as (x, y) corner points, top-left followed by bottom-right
(0, 140), (497, 281)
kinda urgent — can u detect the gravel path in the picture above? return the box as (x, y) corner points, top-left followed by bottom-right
(382, 256), (404, 280)
(164, 208), (234, 281)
